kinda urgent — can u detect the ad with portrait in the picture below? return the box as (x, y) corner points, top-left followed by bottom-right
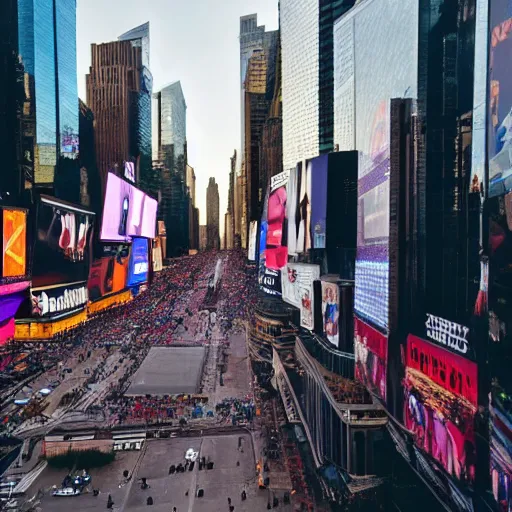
(127, 237), (149, 287)
(403, 334), (477, 487)
(32, 196), (94, 288)
(1, 208), (27, 280)
(322, 280), (340, 348)
(31, 281), (88, 318)
(88, 244), (130, 301)
(489, 0), (512, 197)
(281, 263), (320, 330)
(266, 170), (289, 270)
(100, 172), (157, 242)
(354, 316), (387, 402)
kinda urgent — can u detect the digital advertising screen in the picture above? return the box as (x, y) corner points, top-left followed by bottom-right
(31, 281), (88, 318)
(281, 263), (320, 330)
(322, 281), (340, 348)
(266, 170), (289, 270)
(88, 244), (130, 301)
(310, 155), (329, 249)
(2, 208), (27, 278)
(248, 221), (258, 261)
(0, 293), (25, 345)
(100, 173), (157, 242)
(334, 0), (418, 333)
(489, 0), (512, 197)
(32, 196), (94, 288)
(403, 334), (477, 487)
(127, 237), (149, 287)
(354, 316), (387, 402)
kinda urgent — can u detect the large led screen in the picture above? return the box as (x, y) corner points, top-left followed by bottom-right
(32, 196), (94, 288)
(0, 293), (25, 345)
(334, 0), (418, 332)
(88, 244), (130, 301)
(404, 335), (477, 487)
(354, 317), (387, 401)
(127, 237), (149, 287)
(310, 155), (328, 249)
(2, 209), (27, 278)
(266, 170), (289, 270)
(489, 0), (512, 197)
(322, 281), (340, 348)
(100, 173), (157, 241)
(281, 263), (320, 330)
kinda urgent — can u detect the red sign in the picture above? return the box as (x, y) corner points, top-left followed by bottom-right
(406, 334), (477, 407)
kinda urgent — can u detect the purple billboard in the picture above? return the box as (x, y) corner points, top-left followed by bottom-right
(310, 155), (329, 249)
(100, 173), (157, 242)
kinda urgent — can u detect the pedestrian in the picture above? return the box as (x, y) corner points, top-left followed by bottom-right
(228, 497), (231, 505)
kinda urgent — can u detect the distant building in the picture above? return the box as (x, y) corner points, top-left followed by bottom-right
(86, 22), (152, 194)
(152, 81), (188, 256)
(186, 164), (199, 250)
(206, 177), (220, 250)
(199, 225), (207, 252)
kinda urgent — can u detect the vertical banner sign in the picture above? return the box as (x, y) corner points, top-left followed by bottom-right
(310, 155), (329, 249)
(248, 221), (258, 261)
(322, 281), (340, 348)
(266, 170), (290, 270)
(2, 209), (27, 278)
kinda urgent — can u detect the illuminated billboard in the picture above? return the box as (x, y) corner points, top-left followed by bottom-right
(127, 237), (149, 287)
(2, 209), (27, 278)
(100, 173), (157, 241)
(248, 221), (258, 261)
(403, 335), (477, 486)
(321, 281), (339, 348)
(0, 293), (25, 345)
(334, 0), (418, 332)
(32, 196), (94, 288)
(87, 244), (130, 301)
(489, 0), (512, 197)
(266, 170), (289, 269)
(281, 263), (320, 330)
(31, 282), (88, 318)
(152, 239), (163, 272)
(310, 155), (328, 249)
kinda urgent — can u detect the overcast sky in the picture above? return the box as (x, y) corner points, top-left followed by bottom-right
(77, 0), (279, 234)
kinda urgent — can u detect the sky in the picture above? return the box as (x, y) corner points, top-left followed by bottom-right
(77, 0), (279, 236)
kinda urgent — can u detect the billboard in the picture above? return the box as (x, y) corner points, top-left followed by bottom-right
(248, 221), (258, 261)
(127, 237), (149, 287)
(354, 317), (387, 401)
(489, 0), (512, 197)
(266, 170), (289, 270)
(286, 163), (310, 256)
(322, 281), (340, 348)
(124, 161), (135, 183)
(0, 293), (25, 345)
(2, 209), (27, 278)
(258, 220), (281, 296)
(310, 155), (329, 249)
(153, 238), (163, 272)
(403, 335), (477, 486)
(100, 173), (157, 241)
(31, 282), (88, 318)
(32, 196), (94, 288)
(87, 244), (130, 301)
(281, 263), (320, 330)
(334, 0), (418, 333)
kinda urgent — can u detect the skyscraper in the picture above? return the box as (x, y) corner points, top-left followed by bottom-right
(280, 0), (355, 171)
(186, 164), (199, 251)
(152, 81), (188, 256)
(4, 0), (80, 199)
(86, 22), (152, 193)
(206, 177), (220, 250)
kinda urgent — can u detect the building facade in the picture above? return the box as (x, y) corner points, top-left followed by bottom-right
(86, 22), (152, 194)
(152, 81), (188, 256)
(199, 225), (207, 252)
(206, 177), (220, 250)
(186, 164), (199, 251)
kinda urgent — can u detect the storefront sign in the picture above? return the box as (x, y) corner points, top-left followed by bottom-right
(32, 283), (88, 317)
(425, 313), (470, 355)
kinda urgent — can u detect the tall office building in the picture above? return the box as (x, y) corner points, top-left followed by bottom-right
(199, 225), (207, 252)
(206, 177), (220, 250)
(186, 164), (199, 251)
(3, 0), (80, 200)
(152, 81), (188, 256)
(280, 0), (355, 171)
(86, 22), (152, 193)
(225, 151), (236, 249)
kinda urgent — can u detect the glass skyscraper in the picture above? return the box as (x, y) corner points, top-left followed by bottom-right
(17, 0), (79, 188)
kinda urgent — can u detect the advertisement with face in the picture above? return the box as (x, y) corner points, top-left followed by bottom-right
(322, 281), (340, 348)
(248, 221), (258, 261)
(489, 0), (512, 197)
(266, 170), (289, 270)
(31, 282), (88, 318)
(127, 237), (149, 287)
(354, 316), (387, 401)
(2, 208), (27, 278)
(310, 155), (329, 249)
(403, 335), (477, 487)
(88, 244), (130, 301)
(281, 263), (320, 330)
(335, 0), (418, 333)
(100, 173), (157, 242)
(33, 197), (94, 288)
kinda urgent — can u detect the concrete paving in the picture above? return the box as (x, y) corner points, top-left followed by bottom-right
(126, 346), (206, 396)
